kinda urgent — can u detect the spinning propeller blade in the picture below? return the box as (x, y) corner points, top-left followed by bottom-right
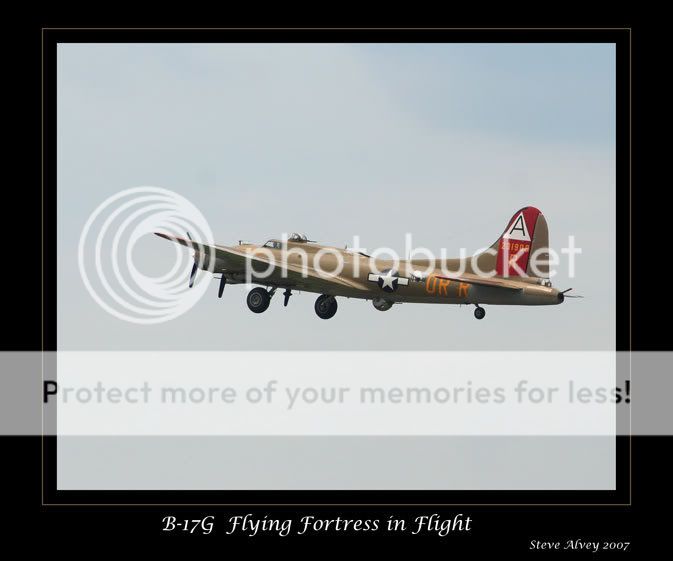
(188, 261), (198, 288)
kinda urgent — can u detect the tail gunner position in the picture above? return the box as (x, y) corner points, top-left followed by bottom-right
(156, 207), (580, 320)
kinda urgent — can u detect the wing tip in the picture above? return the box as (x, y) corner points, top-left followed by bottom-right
(155, 232), (189, 245)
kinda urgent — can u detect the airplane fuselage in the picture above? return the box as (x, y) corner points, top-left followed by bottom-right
(157, 206), (572, 320)
(203, 241), (562, 307)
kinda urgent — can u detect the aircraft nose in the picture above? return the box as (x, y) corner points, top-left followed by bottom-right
(557, 291), (565, 303)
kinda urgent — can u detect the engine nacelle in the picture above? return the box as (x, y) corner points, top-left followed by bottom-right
(372, 298), (394, 311)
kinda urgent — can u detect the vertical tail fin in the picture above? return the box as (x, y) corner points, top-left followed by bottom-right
(492, 207), (549, 278)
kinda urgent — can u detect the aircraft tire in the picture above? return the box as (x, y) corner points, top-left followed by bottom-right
(315, 295), (338, 319)
(247, 287), (271, 313)
(474, 306), (486, 320)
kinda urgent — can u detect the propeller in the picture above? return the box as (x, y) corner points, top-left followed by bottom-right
(218, 275), (227, 298)
(188, 262), (198, 288)
(186, 231), (199, 288)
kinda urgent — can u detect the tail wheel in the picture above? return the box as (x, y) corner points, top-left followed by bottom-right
(247, 287), (271, 313)
(474, 306), (486, 320)
(315, 295), (338, 319)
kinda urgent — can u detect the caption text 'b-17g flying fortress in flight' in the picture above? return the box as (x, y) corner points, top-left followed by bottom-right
(156, 207), (581, 321)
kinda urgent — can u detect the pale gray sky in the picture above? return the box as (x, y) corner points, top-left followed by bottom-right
(57, 43), (616, 350)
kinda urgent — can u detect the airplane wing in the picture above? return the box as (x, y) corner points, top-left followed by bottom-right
(155, 233), (252, 271)
(433, 273), (524, 291)
(155, 233), (366, 292)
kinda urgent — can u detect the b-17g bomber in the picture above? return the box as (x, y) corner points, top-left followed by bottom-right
(156, 207), (580, 320)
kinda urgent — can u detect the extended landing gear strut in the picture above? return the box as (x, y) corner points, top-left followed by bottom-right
(474, 305), (486, 320)
(247, 287), (272, 313)
(246, 287), (335, 317)
(315, 294), (338, 319)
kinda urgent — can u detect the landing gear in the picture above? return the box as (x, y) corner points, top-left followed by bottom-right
(315, 294), (338, 319)
(283, 289), (292, 307)
(474, 305), (486, 320)
(247, 287), (271, 313)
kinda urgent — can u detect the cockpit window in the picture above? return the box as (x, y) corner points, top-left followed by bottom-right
(263, 240), (282, 249)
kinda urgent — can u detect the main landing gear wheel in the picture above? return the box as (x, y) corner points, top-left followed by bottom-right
(474, 305), (486, 320)
(315, 295), (338, 319)
(247, 287), (271, 313)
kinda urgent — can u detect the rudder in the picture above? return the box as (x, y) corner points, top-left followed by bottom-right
(493, 207), (549, 278)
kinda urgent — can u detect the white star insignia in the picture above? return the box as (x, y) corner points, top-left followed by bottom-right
(368, 271), (409, 291)
(379, 270), (396, 289)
